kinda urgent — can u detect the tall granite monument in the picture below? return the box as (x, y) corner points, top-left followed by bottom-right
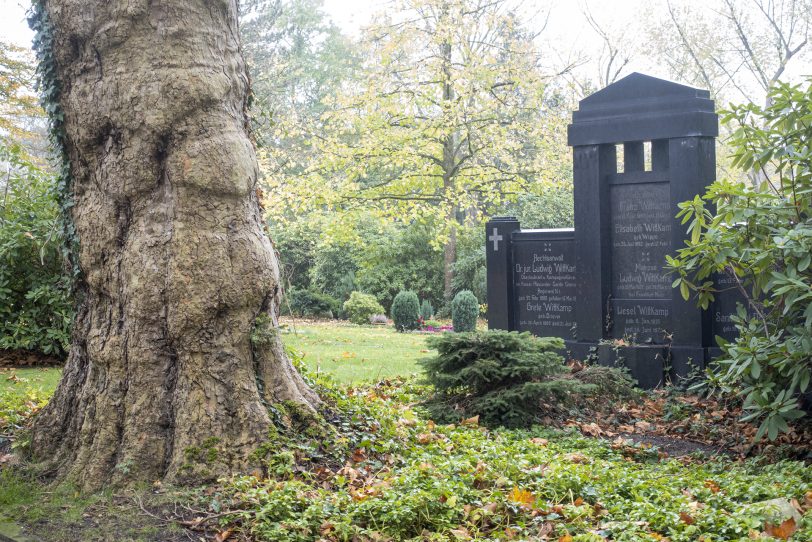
(487, 73), (733, 388)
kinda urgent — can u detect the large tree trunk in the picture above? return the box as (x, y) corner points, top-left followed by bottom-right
(30, 0), (319, 491)
(443, 224), (457, 302)
(440, 16), (457, 304)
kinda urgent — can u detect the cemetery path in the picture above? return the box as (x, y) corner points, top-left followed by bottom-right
(618, 433), (731, 458)
(563, 389), (812, 461)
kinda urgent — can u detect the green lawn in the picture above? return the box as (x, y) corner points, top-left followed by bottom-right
(0, 367), (59, 432)
(0, 321), (430, 398)
(0, 367), (62, 397)
(282, 320), (432, 383)
(3, 324), (811, 541)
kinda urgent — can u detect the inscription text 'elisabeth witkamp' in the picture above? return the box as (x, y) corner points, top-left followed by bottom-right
(610, 184), (672, 300)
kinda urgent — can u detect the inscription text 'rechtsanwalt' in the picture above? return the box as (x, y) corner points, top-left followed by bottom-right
(533, 254), (564, 262)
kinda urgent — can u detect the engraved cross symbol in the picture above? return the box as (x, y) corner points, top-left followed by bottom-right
(489, 228), (503, 252)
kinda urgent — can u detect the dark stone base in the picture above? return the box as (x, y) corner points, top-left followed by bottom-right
(565, 341), (667, 389)
(562, 341), (721, 390)
(669, 346), (706, 384)
(564, 340), (597, 363)
(596, 344), (667, 389)
(707, 346), (724, 360)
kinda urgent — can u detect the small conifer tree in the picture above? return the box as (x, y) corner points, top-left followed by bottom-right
(420, 331), (599, 427)
(451, 290), (478, 332)
(391, 290), (420, 331)
(419, 299), (434, 320)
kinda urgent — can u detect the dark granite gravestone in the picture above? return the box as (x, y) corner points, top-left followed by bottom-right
(511, 229), (576, 340)
(710, 274), (754, 342)
(708, 272), (757, 359)
(568, 72), (718, 386)
(485, 217), (520, 331)
(486, 219), (577, 341)
(712, 273), (749, 343)
(487, 73), (728, 389)
(609, 181), (673, 343)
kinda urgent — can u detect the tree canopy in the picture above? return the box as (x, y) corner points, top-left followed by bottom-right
(255, 0), (571, 297)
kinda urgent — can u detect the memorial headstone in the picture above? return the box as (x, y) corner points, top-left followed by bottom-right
(511, 229), (576, 340)
(708, 273), (755, 359)
(487, 72), (728, 389)
(485, 217), (520, 331)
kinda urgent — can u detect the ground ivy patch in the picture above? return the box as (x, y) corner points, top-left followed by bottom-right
(207, 377), (811, 541)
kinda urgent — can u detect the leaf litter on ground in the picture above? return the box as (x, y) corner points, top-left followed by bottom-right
(188, 376), (811, 542)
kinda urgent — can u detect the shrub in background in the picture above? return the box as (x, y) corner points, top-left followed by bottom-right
(283, 288), (340, 319)
(446, 226), (491, 314)
(498, 186), (574, 230)
(513, 187), (574, 229)
(420, 331), (594, 427)
(390, 290), (420, 331)
(343, 291), (385, 325)
(450, 226), (487, 307)
(419, 299), (434, 320)
(451, 244), (486, 303)
(451, 290), (478, 332)
(669, 81), (812, 440)
(271, 218), (447, 316)
(0, 141), (72, 357)
(472, 266), (487, 305)
(434, 304), (451, 319)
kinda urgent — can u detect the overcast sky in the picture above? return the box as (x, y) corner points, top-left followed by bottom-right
(2, 0), (809, 103)
(0, 0), (656, 80)
(1, 0), (32, 46)
(1, 0), (640, 54)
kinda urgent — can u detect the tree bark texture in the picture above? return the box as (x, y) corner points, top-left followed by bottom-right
(31, 0), (319, 490)
(440, 24), (456, 303)
(443, 225), (457, 302)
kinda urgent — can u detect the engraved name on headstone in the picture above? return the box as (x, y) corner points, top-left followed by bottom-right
(712, 274), (751, 343)
(512, 231), (576, 339)
(610, 184), (672, 300)
(609, 182), (673, 342)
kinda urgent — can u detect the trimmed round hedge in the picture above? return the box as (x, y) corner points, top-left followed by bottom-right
(452, 289), (478, 332)
(391, 290), (420, 331)
(343, 291), (385, 325)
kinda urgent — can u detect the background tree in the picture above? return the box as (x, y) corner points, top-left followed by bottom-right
(649, 0), (811, 106)
(270, 0), (563, 301)
(241, 0), (356, 135)
(239, 0), (362, 303)
(27, 0), (318, 490)
(240, 0), (357, 220)
(580, 3), (634, 90)
(0, 40), (48, 161)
